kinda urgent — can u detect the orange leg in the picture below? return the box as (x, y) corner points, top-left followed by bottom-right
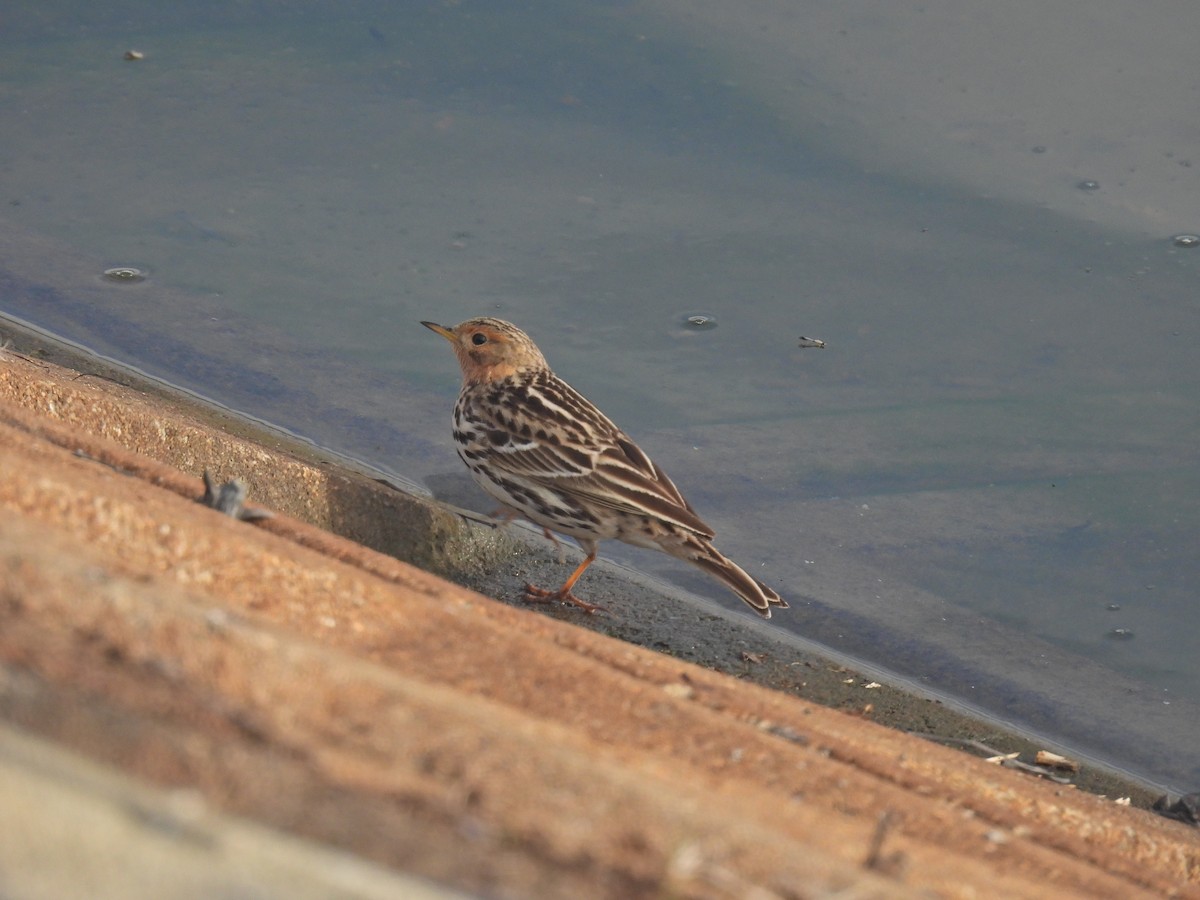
(491, 507), (566, 563)
(524, 550), (607, 614)
(537, 526), (567, 564)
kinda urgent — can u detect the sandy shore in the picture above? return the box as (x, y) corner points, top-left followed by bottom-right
(1, 326), (1197, 898)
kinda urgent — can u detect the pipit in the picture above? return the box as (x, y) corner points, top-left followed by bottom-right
(423, 317), (786, 618)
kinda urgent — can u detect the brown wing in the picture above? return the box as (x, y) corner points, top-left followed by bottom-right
(466, 373), (715, 539)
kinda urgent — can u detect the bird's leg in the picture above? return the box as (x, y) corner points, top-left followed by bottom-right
(524, 550), (607, 613)
(490, 506), (567, 563)
(537, 527), (567, 565)
(489, 506), (521, 528)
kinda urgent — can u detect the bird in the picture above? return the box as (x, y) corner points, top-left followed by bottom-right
(422, 317), (787, 618)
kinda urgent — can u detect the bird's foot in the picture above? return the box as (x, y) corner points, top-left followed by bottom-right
(523, 583), (607, 614)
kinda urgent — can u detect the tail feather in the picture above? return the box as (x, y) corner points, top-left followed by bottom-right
(686, 541), (787, 619)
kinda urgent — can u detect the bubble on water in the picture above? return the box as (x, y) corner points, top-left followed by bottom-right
(1077, 180), (1101, 191)
(103, 266), (146, 283)
(682, 314), (718, 330)
(1171, 234), (1200, 248)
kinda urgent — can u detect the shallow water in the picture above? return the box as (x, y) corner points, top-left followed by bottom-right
(2, 1), (1198, 789)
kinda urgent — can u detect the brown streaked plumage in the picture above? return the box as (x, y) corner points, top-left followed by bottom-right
(422, 317), (787, 618)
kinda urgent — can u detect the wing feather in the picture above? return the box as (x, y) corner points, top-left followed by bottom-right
(463, 374), (714, 538)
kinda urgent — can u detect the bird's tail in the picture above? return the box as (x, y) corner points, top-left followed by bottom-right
(683, 538), (788, 619)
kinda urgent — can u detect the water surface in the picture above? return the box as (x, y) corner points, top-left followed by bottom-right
(1, 1), (1197, 789)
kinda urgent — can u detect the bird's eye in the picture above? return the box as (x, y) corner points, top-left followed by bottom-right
(471, 333), (488, 346)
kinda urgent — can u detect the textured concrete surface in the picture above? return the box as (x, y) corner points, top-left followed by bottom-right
(0, 724), (463, 900)
(1, 345), (1198, 898)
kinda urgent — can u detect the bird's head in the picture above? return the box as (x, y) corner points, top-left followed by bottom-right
(422, 317), (548, 383)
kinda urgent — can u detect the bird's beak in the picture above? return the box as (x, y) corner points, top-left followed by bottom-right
(421, 321), (456, 343)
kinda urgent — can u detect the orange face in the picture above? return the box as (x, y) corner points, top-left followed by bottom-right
(422, 317), (547, 382)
